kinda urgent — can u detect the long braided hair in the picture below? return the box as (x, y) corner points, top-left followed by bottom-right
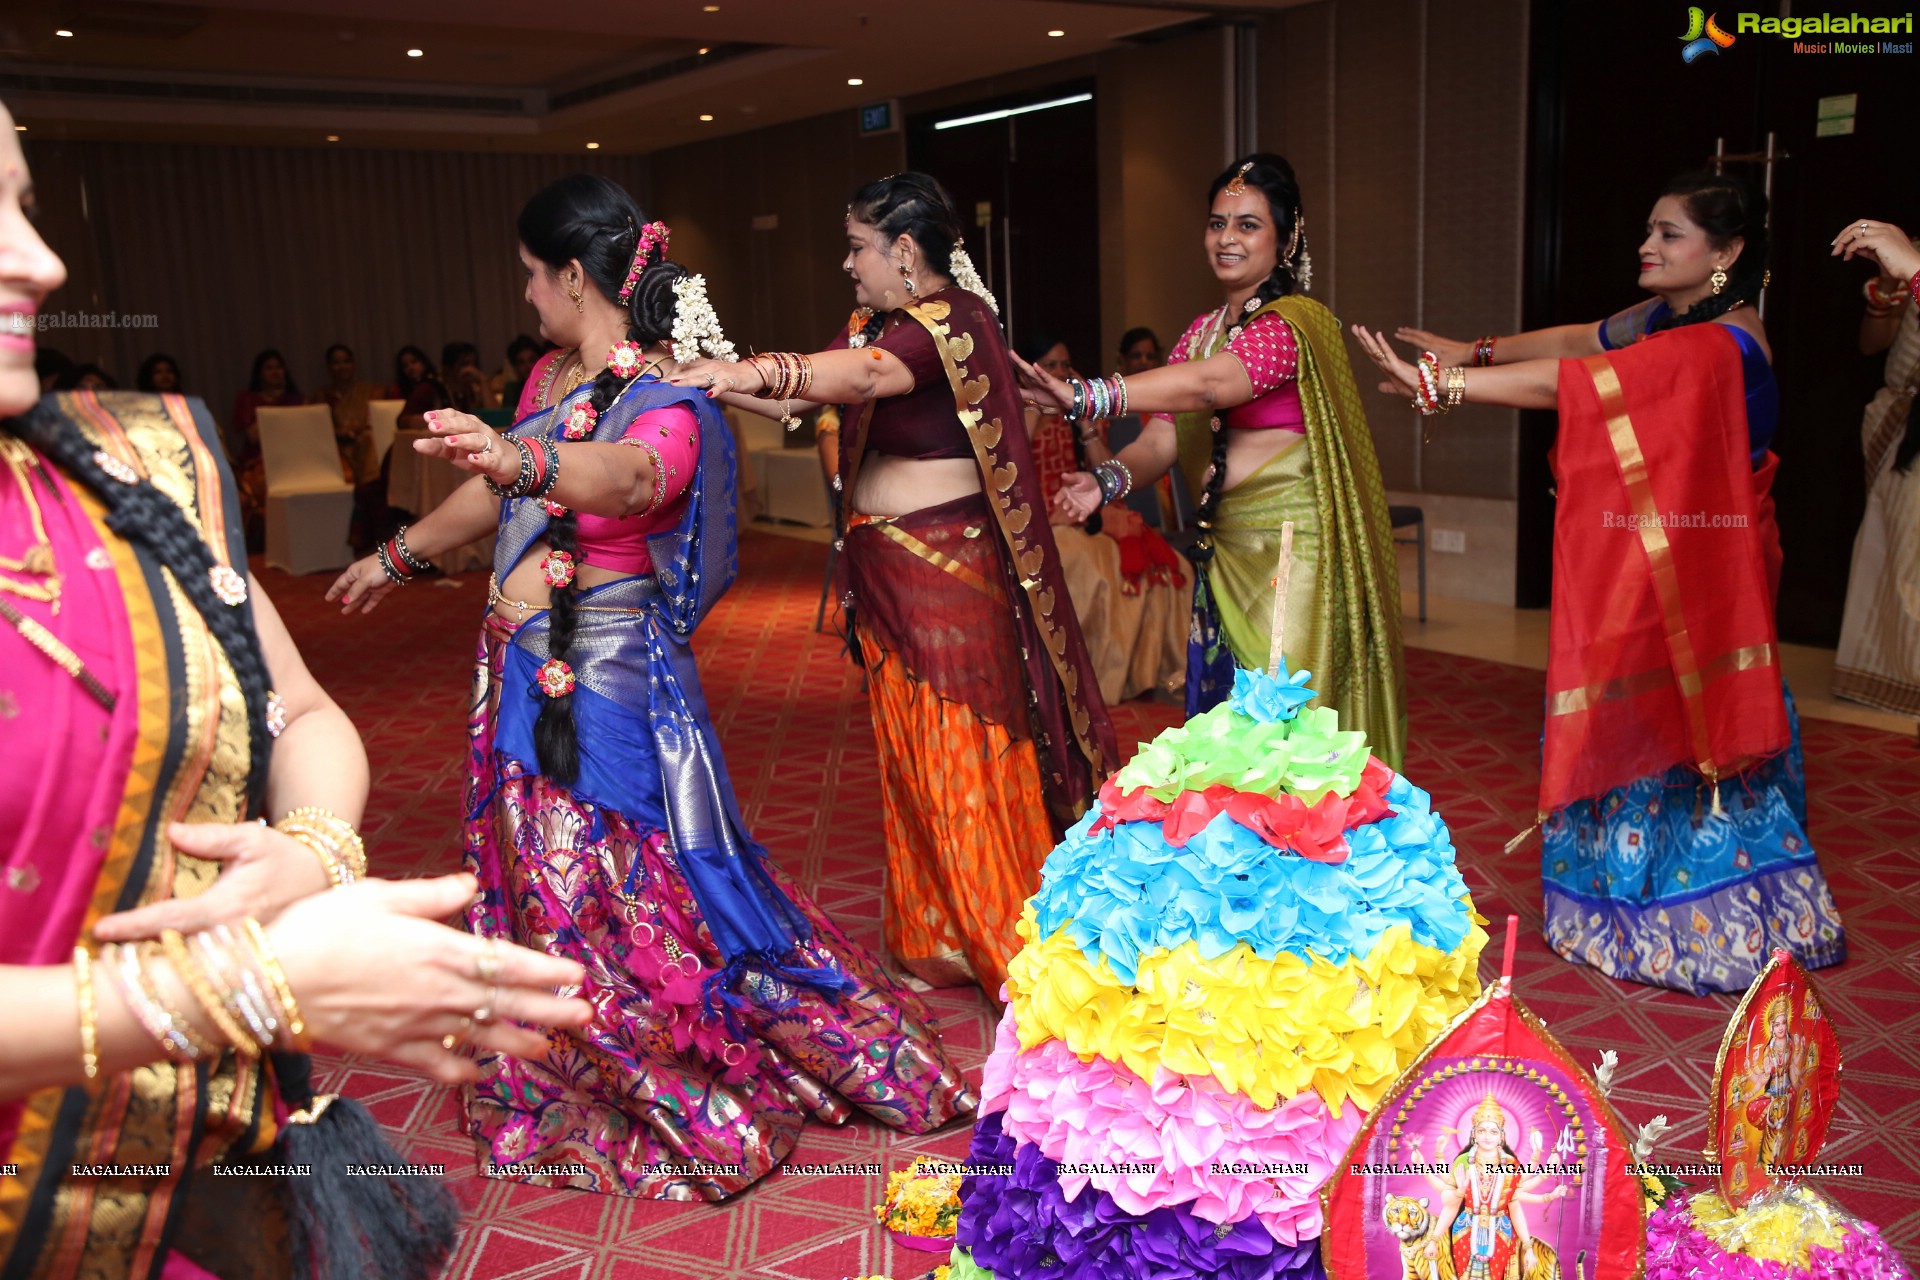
(1648, 171), (1770, 332)
(847, 172), (967, 346)
(516, 174), (685, 786)
(5, 400), (275, 810)
(1188, 153), (1307, 564)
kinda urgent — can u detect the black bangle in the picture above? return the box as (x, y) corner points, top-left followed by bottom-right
(485, 438), (537, 498)
(392, 525), (434, 573)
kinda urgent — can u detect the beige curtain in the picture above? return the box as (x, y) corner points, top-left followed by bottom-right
(22, 138), (650, 457)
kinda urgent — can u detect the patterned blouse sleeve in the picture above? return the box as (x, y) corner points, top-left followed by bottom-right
(616, 403), (702, 512)
(1222, 313), (1300, 396)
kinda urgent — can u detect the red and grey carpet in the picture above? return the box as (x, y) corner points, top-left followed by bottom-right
(262, 529), (1920, 1277)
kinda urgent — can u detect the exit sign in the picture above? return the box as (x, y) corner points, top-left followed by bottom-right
(859, 100), (899, 136)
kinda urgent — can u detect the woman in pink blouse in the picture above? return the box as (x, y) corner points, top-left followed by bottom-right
(326, 175), (970, 1201)
(1031, 154), (1405, 764)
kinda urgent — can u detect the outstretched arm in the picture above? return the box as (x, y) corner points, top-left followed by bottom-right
(1351, 326), (1560, 412)
(1014, 346), (1256, 418)
(672, 348), (916, 405)
(1396, 323), (1602, 368)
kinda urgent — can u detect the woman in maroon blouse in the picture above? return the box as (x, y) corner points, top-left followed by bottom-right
(675, 172), (1116, 1000)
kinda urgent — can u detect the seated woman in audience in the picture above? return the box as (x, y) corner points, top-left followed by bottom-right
(392, 344), (449, 431)
(316, 342), (388, 552)
(230, 347), (301, 548)
(0, 103), (590, 1279)
(53, 362), (116, 391)
(1018, 330), (1188, 704)
(135, 351), (182, 393)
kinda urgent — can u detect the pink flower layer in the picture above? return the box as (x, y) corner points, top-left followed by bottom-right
(981, 1008), (1363, 1245)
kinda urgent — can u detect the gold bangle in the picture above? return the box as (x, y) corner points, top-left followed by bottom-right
(277, 807), (367, 880)
(162, 929), (259, 1055)
(74, 946), (99, 1080)
(241, 918), (306, 1048)
(279, 823), (350, 887)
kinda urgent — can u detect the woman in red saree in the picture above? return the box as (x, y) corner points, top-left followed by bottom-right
(0, 105), (587, 1279)
(1358, 171), (1845, 996)
(675, 172), (1118, 999)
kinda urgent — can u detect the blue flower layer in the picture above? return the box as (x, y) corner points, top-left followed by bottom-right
(1029, 772), (1473, 986)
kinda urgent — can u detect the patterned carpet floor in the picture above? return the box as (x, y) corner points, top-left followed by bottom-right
(261, 528), (1920, 1278)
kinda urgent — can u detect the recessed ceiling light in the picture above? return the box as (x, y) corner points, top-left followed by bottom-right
(1047, 29), (1065, 37)
(585, 141), (600, 149)
(13, 125), (25, 132)
(406, 47), (423, 57)
(847, 77), (863, 86)
(325, 133), (340, 141)
(702, 4), (720, 10)
(698, 46), (709, 54)
(699, 113), (714, 122)
(55, 29), (74, 38)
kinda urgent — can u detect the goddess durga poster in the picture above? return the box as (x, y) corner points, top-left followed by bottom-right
(1706, 948), (1841, 1208)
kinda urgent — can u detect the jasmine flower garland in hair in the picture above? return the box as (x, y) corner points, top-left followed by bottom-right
(948, 242), (999, 315)
(670, 274), (738, 363)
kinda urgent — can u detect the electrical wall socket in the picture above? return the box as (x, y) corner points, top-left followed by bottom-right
(1430, 528), (1466, 554)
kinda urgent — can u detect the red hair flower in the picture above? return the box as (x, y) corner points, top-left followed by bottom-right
(561, 401), (599, 440)
(541, 548), (576, 589)
(536, 658), (575, 698)
(544, 500), (569, 518)
(607, 340), (646, 378)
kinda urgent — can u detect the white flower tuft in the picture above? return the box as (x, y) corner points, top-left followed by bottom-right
(948, 244), (999, 315)
(670, 274), (738, 364)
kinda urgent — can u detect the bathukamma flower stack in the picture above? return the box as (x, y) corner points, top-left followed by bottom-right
(950, 666), (1488, 1280)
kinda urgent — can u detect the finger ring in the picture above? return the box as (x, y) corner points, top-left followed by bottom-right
(441, 1014), (475, 1051)
(704, 374), (716, 389)
(473, 993), (497, 1025)
(475, 937), (502, 983)
(1861, 223), (1869, 232)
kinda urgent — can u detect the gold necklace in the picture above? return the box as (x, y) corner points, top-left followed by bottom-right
(0, 437), (60, 612)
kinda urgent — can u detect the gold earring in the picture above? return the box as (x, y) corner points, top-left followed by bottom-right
(899, 261), (917, 297)
(1710, 265), (1728, 296)
(568, 281), (585, 313)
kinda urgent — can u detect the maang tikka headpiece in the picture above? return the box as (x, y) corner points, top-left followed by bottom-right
(1223, 161), (1254, 197)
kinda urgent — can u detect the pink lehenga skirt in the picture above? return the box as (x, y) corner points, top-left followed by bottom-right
(458, 614), (976, 1199)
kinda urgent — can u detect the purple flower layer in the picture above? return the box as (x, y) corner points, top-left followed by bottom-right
(955, 1112), (1326, 1280)
(1647, 1194), (1914, 1280)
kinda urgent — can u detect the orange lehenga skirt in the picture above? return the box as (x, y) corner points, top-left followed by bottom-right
(845, 494), (1059, 997)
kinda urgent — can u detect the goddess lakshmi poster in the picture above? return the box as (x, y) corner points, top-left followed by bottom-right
(1321, 930), (1644, 1280)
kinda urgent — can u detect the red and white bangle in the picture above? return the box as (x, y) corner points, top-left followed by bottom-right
(1909, 270), (1920, 306)
(1473, 335), (1497, 367)
(1412, 351), (1443, 416)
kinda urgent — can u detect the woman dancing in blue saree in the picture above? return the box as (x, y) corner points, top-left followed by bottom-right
(330, 175), (973, 1199)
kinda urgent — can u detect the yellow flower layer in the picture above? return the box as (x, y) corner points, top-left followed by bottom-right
(1006, 911), (1486, 1115)
(1688, 1187), (1851, 1266)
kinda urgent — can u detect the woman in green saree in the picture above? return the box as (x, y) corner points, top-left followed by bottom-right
(1036, 153), (1405, 766)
